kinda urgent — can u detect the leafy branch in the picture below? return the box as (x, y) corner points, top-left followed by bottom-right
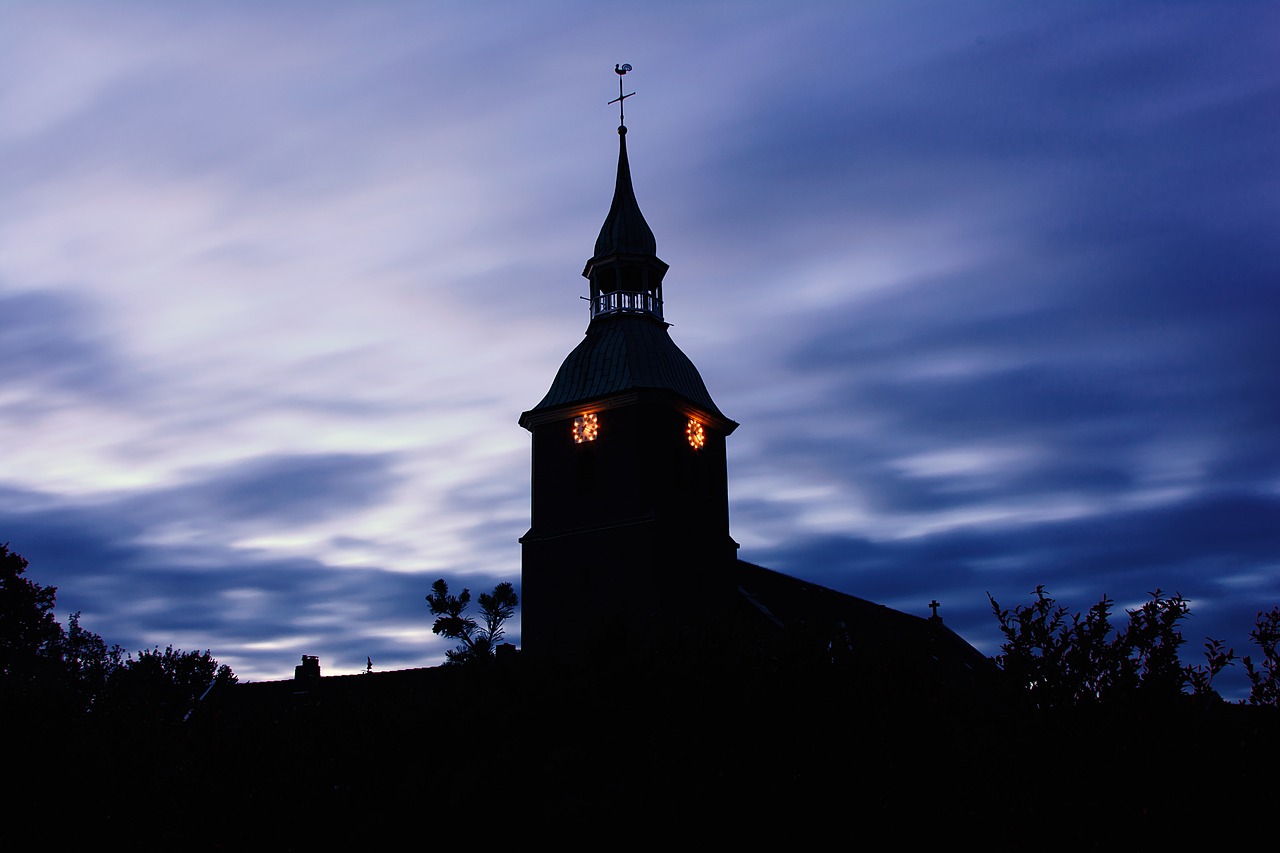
(425, 579), (519, 665)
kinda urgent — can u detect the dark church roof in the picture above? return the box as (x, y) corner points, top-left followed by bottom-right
(525, 312), (730, 419)
(733, 560), (991, 672)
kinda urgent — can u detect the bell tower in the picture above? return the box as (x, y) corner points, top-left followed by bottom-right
(519, 67), (739, 661)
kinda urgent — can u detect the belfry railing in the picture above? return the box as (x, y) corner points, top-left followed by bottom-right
(590, 290), (663, 321)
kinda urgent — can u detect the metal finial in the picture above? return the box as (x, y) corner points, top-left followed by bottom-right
(608, 63), (635, 128)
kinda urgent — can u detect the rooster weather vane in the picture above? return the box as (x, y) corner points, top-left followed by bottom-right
(609, 63), (634, 127)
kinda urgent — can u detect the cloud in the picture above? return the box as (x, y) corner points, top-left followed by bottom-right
(168, 453), (403, 526)
(746, 489), (1280, 698)
(2, 1), (1277, 701)
(0, 288), (125, 400)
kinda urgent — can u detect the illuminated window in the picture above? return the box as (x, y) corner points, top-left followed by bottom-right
(686, 418), (705, 450)
(573, 413), (599, 444)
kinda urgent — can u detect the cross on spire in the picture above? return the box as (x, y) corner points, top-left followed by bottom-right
(609, 63), (635, 128)
(929, 599), (941, 620)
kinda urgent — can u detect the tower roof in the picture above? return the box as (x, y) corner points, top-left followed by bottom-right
(591, 127), (658, 261)
(522, 313), (732, 424)
(522, 77), (732, 430)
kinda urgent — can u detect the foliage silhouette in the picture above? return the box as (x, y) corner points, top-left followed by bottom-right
(111, 644), (237, 722)
(1185, 636), (1236, 699)
(1, 543), (235, 721)
(988, 585), (1238, 707)
(1244, 606), (1280, 706)
(58, 611), (125, 709)
(426, 578), (519, 664)
(0, 542), (63, 690)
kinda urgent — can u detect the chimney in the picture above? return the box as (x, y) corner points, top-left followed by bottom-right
(295, 655), (321, 682)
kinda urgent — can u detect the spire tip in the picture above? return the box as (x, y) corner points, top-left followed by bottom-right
(608, 63), (635, 128)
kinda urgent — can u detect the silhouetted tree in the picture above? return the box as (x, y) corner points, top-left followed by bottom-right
(1244, 607), (1280, 707)
(988, 585), (1075, 708)
(109, 644), (237, 721)
(57, 611), (125, 709)
(1, 543), (236, 723)
(0, 543), (62, 691)
(425, 579), (518, 664)
(1, 544), (127, 714)
(1185, 636), (1236, 699)
(989, 586), (1233, 708)
(1121, 589), (1201, 700)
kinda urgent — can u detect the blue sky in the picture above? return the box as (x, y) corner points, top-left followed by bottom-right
(2, 1), (1277, 699)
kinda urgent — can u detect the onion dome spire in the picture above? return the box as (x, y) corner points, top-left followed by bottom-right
(521, 63), (733, 427)
(593, 124), (657, 259)
(583, 64), (668, 322)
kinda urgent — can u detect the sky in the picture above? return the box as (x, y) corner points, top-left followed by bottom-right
(2, 1), (1277, 699)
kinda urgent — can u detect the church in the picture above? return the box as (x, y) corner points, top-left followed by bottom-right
(131, 71), (1263, 846)
(516, 66), (991, 687)
(227, 67), (994, 699)
(193, 71), (1013, 840)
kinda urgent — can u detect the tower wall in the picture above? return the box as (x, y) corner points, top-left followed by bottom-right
(518, 113), (738, 664)
(520, 392), (737, 661)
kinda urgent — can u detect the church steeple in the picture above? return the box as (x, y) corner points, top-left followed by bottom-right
(582, 65), (668, 322)
(523, 104), (729, 422)
(519, 66), (738, 663)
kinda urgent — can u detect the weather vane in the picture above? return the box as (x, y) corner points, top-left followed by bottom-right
(609, 63), (634, 127)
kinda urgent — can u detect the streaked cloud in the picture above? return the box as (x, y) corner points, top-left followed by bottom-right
(1, 1), (1276, 700)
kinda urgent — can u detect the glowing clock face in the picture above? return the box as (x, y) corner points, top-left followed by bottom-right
(573, 413), (599, 444)
(686, 418), (705, 450)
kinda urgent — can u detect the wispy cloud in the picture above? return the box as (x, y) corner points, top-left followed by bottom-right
(2, 1), (1276, 699)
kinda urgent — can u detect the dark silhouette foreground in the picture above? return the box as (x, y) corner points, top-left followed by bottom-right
(12, 629), (1278, 849)
(6, 544), (1278, 847)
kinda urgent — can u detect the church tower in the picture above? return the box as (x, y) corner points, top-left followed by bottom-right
(519, 68), (738, 661)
